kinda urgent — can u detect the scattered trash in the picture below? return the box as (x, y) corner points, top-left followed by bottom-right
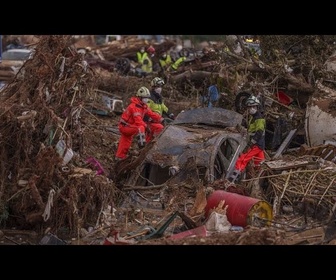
(205, 190), (273, 227)
(86, 157), (105, 175)
(55, 140), (74, 165)
(230, 226), (244, 232)
(169, 225), (208, 240)
(206, 211), (231, 233)
(39, 233), (67, 245)
(275, 91), (293, 106)
(101, 95), (124, 113)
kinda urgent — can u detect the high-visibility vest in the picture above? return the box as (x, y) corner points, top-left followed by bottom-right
(170, 56), (186, 70)
(159, 55), (172, 68)
(137, 51), (148, 64)
(141, 57), (153, 73)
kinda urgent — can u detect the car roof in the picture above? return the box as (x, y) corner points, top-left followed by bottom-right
(146, 108), (246, 165)
(174, 107), (243, 128)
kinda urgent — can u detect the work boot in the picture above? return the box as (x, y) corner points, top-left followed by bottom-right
(136, 133), (146, 149)
(228, 169), (241, 183)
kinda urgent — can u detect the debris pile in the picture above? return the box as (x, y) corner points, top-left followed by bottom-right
(2, 35), (336, 245)
(264, 156), (336, 219)
(0, 35), (121, 234)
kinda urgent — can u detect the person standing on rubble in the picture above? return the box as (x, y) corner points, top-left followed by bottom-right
(115, 86), (164, 161)
(228, 95), (266, 183)
(145, 77), (175, 141)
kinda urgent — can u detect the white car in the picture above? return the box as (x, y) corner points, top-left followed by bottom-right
(1, 48), (34, 61)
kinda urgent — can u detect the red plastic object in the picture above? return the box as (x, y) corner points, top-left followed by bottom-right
(204, 190), (272, 227)
(169, 225), (207, 240)
(275, 91), (293, 105)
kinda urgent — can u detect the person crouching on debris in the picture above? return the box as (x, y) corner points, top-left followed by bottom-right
(145, 77), (175, 140)
(115, 86), (164, 161)
(228, 95), (266, 183)
(168, 50), (187, 72)
(200, 84), (220, 108)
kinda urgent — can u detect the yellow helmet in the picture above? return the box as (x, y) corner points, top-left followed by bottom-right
(136, 86), (150, 97)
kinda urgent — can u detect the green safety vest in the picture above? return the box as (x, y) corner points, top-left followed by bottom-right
(171, 56), (186, 70)
(141, 57), (153, 73)
(159, 55), (172, 68)
(147, 99), (169, 116)
(137, 52), (148, 64)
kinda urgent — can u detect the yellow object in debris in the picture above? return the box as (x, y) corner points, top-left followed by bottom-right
(247, 200), (273, 227)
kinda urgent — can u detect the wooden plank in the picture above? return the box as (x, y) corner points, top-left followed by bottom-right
(0, 70), (15, 77)
(94, 89), (122, 99)
(0, 60), (24, 67)
(264, 159), (312, 170)
(272, 129), (297, 159)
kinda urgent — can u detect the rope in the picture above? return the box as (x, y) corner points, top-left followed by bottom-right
(42, 189), (56, 221)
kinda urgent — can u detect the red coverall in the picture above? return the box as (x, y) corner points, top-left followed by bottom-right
(146, 122), (165, 142)
(235, 145), (265, 171)
(115, 97), (164, 159)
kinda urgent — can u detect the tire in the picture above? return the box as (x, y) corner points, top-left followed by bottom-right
(115, 58), (130, 75)
(234, 91), (251, 114)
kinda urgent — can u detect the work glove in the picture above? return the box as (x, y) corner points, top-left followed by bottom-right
(143, 115), (151, 122)
(236, 124), (247, 137)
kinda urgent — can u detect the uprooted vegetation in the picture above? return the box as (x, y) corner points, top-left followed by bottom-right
(0, 35), (118, 232)
(2, 35), (336, 244)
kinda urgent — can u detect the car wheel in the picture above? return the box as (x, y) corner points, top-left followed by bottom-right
(115, 58), (130, 75)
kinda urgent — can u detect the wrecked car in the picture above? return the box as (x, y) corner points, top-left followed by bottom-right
(117, 107), (248, 187)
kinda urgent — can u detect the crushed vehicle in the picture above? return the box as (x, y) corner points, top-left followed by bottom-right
(116, 107), (248, 188)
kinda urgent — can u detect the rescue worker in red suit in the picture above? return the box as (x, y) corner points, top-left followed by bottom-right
(115, 86), (164, 160)
(228, 96), (266, 183)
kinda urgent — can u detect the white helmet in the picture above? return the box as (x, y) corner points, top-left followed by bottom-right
(245, 95), (260, 107)
(150, 77), (165, 87)
(136, 86), (150, 97)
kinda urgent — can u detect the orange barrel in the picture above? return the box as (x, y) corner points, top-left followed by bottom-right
(204, 190), (273, 227)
